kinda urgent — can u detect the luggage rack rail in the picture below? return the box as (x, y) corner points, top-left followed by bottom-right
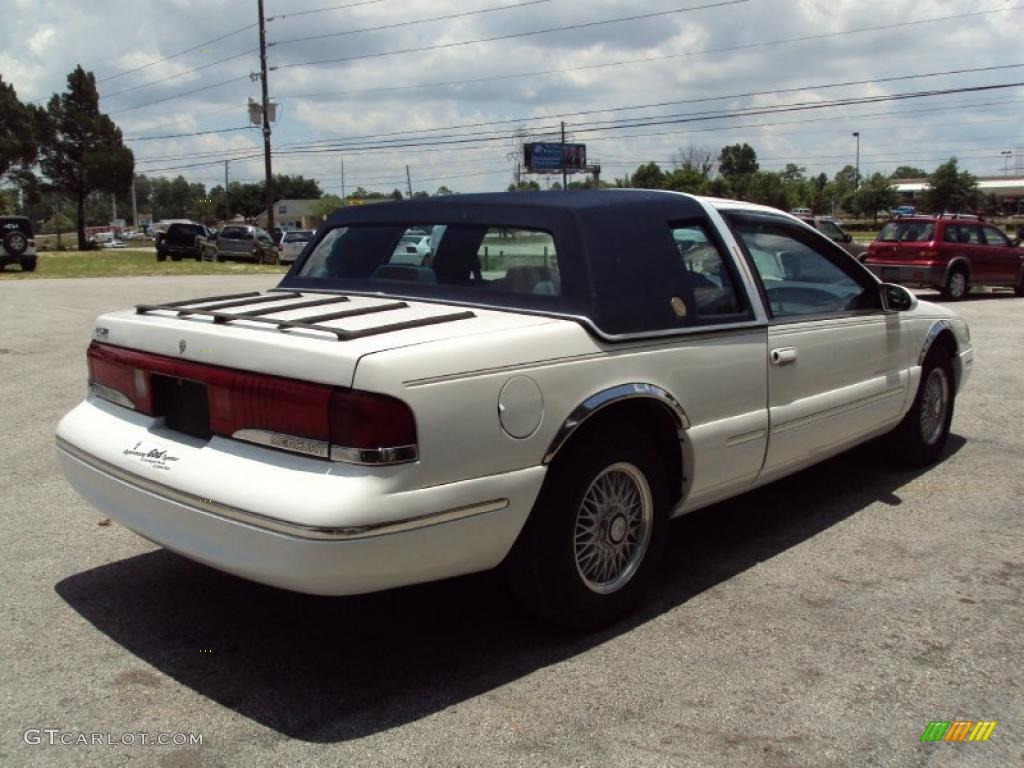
(135, 292), (476, 341)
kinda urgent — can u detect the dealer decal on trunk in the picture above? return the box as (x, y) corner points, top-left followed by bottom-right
(123, 441), (181, 471)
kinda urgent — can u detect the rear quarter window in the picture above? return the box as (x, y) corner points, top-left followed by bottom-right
(219, 226), (251, 239)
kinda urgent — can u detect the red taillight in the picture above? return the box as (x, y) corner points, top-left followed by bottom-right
(87, 342), (153, 412)
(85, 342), (417, 464)
(329, 389), (417, 449)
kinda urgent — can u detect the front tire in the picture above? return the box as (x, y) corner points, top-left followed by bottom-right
(887, 345), (955, 466)
(505, 424), (668, 629)
(1014, 270), (1024, 297)
(942, 267), (969, 300)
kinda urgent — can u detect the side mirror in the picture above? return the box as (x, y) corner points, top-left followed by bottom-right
(1011, 238), (1021, 247)
(843, 233), (853, 243)
(880, 282), (917, 313)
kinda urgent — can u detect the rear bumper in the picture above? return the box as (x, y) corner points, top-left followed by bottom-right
(865, 262), (946, 288)
(55, 398), (544, 595)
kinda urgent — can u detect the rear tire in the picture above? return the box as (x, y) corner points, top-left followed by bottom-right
(1014, 270), (1024, 297)
(261, 250), (279, 266)
(942, 267), (968, 300)
(156, 251), (167, 262)
(19, 255), (36, 272)
(886, 345), (955, 467)
(505, 424), (669, 630)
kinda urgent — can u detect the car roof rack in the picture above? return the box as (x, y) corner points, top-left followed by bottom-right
(135, 291), (476, 341)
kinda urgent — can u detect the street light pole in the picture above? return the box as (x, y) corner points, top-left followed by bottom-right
(852, 131), (860, 189)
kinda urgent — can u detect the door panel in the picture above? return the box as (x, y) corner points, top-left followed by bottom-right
(727, 213), (910, 483)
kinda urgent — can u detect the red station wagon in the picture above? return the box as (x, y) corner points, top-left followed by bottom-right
(863, 214), (1024, 299)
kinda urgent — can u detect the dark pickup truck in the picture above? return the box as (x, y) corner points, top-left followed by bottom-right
(156, 223), (217, 262)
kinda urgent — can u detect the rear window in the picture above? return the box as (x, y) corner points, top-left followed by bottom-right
(283, 230), (314, 242)
(220, 226), (251, 239)
(299, 224), (560, 296)
(168, 224), (203, 239)
(877, 221), (935, 242)
(1, 218), (33, 236)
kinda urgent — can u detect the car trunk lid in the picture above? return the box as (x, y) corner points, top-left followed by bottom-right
(91, 289), (558, 389)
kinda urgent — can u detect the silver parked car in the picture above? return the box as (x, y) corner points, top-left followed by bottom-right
(214, 225), (280, 264)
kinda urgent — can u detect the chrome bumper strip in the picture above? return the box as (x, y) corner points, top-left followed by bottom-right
(56, 437), (508, 541)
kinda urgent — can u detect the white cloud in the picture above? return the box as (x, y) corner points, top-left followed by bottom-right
(4, 0), (1022, 192)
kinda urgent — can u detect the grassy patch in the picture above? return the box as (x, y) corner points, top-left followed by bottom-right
(0, 250), (288, 280)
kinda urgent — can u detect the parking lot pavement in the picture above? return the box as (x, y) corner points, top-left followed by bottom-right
(1, 277), (1021, 767)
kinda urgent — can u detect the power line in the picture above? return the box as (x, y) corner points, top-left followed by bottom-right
(273, 0), (749, 70)
(108, 74), (252, 115)
(268, 0), (388, 20)
(100, 49), (256, 101)
(272, 0), (551, 46)
(96, 23), (257, 83)
(281, 5), (1023, 99)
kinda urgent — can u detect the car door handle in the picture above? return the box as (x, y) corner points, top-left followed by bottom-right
(770, 347), (797, 366)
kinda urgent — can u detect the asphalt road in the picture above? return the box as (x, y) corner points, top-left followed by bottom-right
(1, 276), (1021, 767)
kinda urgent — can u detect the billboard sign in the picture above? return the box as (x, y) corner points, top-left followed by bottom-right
(525, 142), (587, 173)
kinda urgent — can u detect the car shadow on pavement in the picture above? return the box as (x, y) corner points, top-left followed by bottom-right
(55, 435), (965, 743)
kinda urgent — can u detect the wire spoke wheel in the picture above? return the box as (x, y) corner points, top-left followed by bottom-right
(573, 462), (653, 595)
(919, 366), (949, 445)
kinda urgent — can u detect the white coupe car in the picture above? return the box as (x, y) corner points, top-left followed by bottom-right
(56, 191), (973, 628)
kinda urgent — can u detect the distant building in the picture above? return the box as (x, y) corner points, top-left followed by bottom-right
(893, 176), (1024, 211)
(256, 199), (323, 230)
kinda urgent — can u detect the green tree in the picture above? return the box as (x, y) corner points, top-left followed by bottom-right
(672, 145), (715, 177)
(508, 180), (542, 192)
(1, 75), (50, 188)
(630, 162), (665, 189)
(891, 165), (927, 180)
(718, 143), (758, 177)
(852, 173), (899, 220)
(389, 188), (404, 200)
(39, 66), (134, 248)
(314, 194), (344, 218)
(743, 171), (791, 210)
(663, 166), (707, 193)
(434, 185), (455, 196)
(780, 163), (806, 184)
(272, 174), (321, 199)
(922, 158), (979, 213)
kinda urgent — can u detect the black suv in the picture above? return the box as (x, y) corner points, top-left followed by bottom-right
(1, 216), (37, 272)
(155, 223), (217, 262)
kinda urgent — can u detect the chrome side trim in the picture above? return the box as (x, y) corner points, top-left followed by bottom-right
(330, 444), (419, 465)
(919, 319), (955, 365)
(232, 429), (417, 465)
(56, 437), (507, 541)
(543, 383), (689, 465)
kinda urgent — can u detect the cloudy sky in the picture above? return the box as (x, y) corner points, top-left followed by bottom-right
(4, 0), (1022, 195)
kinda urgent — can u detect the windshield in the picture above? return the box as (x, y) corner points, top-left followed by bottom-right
(877, 221), (935, 242)
(220, 226), (251, 239)
(298, 223), (561, 297)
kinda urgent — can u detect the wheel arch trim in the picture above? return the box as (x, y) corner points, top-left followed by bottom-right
(945, 256), (971, 279)
(542, 383), (689, 465)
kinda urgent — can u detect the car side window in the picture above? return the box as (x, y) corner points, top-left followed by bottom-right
(731, 218), (874, 319)
(981, 226), (1009, 246)
(670, 224), (743, 316)
(958, 225), (981, 245)
(943, 225), (960, 243)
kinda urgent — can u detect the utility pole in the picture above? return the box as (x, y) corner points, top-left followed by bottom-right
(405, 165), (412, 198)
(852, 131), (860, 190)
(131, 177), (138, 228)
(258, 0), (274, 230)
(341, 156), (346, 200)
(560, 121), (567, 189)
(224, 159), (229, 189)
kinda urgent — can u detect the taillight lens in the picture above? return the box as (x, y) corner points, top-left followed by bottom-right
(85, 342), (417, 464)
(87, 342), (153, 412)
